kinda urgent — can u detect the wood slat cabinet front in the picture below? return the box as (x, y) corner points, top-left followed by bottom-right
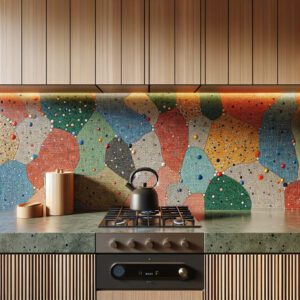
(0, 254), (95, 300)
(205, 254), (300, 300)
(97, 291), (204, 300)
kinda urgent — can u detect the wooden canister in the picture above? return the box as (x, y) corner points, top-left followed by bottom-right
(45, 169), (74, 216)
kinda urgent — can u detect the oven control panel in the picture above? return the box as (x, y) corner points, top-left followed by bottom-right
(96, 233), (203, 253)
(96, 254), (204, 290)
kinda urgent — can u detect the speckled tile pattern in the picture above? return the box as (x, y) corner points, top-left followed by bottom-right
(2, 92), (300, 212)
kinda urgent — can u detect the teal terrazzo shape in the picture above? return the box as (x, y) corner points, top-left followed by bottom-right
(259, 93), (298, 183)
(205, 175), (251, 210)
(148, 93), (177, 113)
(41, 95), (95, 136)
(0, 161), (34, 210)
(180, 147), (215, 193)
(200, 93), (223, 120)
(75, 112), (115, 175)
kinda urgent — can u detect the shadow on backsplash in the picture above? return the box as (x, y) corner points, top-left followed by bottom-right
(1, 92), (300, 215)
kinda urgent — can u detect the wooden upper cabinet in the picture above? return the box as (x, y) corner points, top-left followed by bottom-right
(175, 0), (201, 85)
(122, 0), (145, 84)
(206, 0), (228, 84)
(229, 0), (252, 84)
(150, 0), (175, 85)
(96, 0), (121, 85)
(22, 0), (46, 84)
(0, 0), (21, 84)
(96, 0), (145, 85)
(47, 0), (70, 84)
(253, 0), (277, 84)
(71, 0), (95, 84)
(278, 0), (300, 84)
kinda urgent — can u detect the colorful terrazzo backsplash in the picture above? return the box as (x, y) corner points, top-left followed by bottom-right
(1, 92), (300, 217)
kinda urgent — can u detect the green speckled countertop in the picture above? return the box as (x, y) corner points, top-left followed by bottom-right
(1, 209), (300, 253)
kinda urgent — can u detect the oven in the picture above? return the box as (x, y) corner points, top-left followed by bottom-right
(96, 232), (204, 299)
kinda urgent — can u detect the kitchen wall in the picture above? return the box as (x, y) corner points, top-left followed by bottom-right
(1, 93), (300, 216)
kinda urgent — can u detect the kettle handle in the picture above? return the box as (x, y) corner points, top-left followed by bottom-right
(129, 167), (159, 189)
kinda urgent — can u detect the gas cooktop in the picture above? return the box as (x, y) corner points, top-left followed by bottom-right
(98, 206), (201, 228)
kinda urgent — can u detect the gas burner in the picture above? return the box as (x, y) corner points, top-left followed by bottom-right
(99, 206), (200, 228)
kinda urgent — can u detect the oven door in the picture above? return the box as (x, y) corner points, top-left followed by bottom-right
(96, 254), (204, 291)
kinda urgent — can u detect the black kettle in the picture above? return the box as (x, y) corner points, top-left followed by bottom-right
(126, 167), (159, 212)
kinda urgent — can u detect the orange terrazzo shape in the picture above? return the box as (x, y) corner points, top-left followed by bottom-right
(221, 93), (279, 128)
(205, 114), (259, 172)
(184, 194), (204, 221)
(147, 166), (180, 207)
(26, 129), (79, 188)
(285, 180), (300, 209)
(0, 94), (28, 123)
(154, 108), (188, 173)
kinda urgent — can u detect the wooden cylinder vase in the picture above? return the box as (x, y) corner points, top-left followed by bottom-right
(45, 170), (74, 216)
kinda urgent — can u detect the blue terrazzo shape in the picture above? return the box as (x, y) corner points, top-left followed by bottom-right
(0, 160), (34, 210)
(96, 94), (152, 144)
(180, 147), (215, 193)
(259, 94), (298, 183)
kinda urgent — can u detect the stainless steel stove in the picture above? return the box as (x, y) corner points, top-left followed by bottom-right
(96, 206), (204, 291)
(98, 206), (200, 228)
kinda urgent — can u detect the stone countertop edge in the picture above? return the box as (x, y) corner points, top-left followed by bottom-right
(205, 233), (300, 254)
(0, 233), (95, 253)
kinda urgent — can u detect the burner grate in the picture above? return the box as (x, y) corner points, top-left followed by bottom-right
(99, 206), (199, 228)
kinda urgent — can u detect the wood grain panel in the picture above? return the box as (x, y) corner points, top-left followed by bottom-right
(47, 0), (70, 84)
(150, 0), (175, 84)
(22, 0), (46, 84)
(229, 0), (252, 84)
(0, 0), (21, 84)
(71, 0), (95, 84)
(205, 254), (300, 300)
(0, 254), (95, 300)
(96, 0), (121, 84)
(122, 0), (145, 84)
(97, 291), (204, 300)
(253, 0), (277, 84)
(278, 0), (300, 84)
(200, 0), (206, 85)
(206, 0), (229, 84)
(175, 0), (201, 84)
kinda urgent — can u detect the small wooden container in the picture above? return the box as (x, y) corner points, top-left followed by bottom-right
(16, 202), (43, 218)
(45, 169), (74, 216)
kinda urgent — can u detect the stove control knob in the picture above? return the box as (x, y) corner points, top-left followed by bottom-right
(127, 239), (136, 249)
(145, 239), (154, 249)
(180, 239), (190, 249)
(162, 238), (171, 249)
(178, 267), (189, 280)
(109, 239), (118, 249)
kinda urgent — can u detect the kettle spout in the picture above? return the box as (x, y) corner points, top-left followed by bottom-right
(125, 182), (135, 191)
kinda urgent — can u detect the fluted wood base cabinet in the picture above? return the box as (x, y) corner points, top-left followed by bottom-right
(97, 291), (204, 300)
(1, 254), (300, 299)
(0, 254), (95, 300)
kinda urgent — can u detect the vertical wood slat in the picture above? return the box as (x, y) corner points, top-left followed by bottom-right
(0, 254), (95, 300)
(205, 254), (300, 300)
(228, 0), (252, 84)
(0, 0), (22, 84)
(22, 0), (46, 84)
(253, 0), (277, 84)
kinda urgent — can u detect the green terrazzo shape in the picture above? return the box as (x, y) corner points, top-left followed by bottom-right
(41, 94), (95, 136)
(75, 112), (115, 175)
(200, 93), (223, 120)
(205, 175), (252, 210)
(149, 93), (177, 113)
